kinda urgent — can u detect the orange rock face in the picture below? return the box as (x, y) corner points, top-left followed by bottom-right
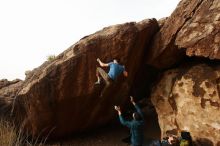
(13, 19), (158, 139)
(146, 0), (220, 68)
(151, 64), (220, 145)
(176, 0), (220, 59)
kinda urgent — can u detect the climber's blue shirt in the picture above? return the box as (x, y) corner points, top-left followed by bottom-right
(119, 104), (144, 146)
(108, 62), (125, 80)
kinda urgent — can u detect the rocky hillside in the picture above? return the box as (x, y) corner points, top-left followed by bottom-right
(0, 0), (220, 145)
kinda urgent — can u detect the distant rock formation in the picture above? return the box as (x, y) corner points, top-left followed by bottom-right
(0, 79), (22, 90)
(0, 79), (23, 117)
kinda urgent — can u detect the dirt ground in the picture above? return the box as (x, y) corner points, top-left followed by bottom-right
(46, 113), (161, 146)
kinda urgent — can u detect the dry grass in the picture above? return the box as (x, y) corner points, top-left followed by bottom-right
(0, 119), (48, 146)
(0, 119), (21, 146)
(0, 119), (127, 146)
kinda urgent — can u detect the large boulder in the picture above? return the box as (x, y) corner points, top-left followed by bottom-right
(151, 63), (220, 145)
(146, 0), (220, 68)
(12, 19), (159, 139)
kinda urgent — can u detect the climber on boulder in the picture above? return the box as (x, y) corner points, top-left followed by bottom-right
(95, 58), (128, 96)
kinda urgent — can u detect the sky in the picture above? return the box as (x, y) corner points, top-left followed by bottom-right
(0, 0), (180, 80)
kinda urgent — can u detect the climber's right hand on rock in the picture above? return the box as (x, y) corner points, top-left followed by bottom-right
(114, 105), (120, 111)
(97, 58), (100, 62)
(130, 96), (136, 105)
(130, 96), (134, 102)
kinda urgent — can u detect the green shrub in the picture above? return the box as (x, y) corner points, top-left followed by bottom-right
(47, 55), (56, 61)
